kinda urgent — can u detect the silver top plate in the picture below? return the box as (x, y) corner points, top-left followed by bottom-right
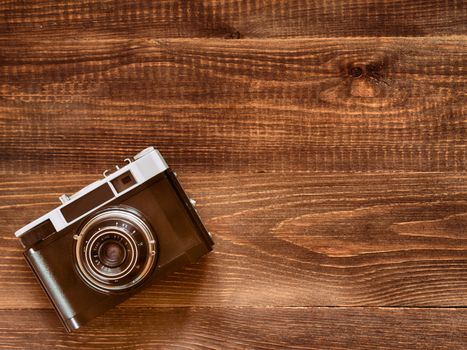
(15, 147), (168, 240)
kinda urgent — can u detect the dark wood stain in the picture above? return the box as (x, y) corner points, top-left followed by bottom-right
(0, 0), (466, 348)
(1, 38), (465, 174)
(0, 0), (465, 38)
(0, 308), (466, 350)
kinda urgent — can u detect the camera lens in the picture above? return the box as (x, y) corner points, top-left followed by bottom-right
(98, 239), (126, 268)
(73, 207), (158, 293)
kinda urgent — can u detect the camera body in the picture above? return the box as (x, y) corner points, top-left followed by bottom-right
(15, 147), (213, 332)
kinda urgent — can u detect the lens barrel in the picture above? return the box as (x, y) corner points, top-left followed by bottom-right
(73, 207), (157, 293)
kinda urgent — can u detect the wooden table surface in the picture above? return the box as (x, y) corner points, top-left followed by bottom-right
(1, 1), (466, 349)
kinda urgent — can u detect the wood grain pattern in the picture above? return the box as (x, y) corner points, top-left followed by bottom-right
(0, 308), (466, 350)
(1, 1), (466, 347)
(1, 0), (466, 39)
(2, 172), (466, 309)
(1, 37), (465, 174)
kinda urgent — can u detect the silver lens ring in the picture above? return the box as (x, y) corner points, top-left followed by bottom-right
(74, 208), (157, 293)
(86, 228), (137, 279)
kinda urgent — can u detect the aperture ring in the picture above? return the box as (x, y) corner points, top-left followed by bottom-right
(74, 207), (157, 293)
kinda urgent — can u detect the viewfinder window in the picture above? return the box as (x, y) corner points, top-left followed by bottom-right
(111, 171), (137, 193)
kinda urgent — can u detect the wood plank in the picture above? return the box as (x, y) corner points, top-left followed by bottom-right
(1, 0), (465, 39)
(2, 172), (466, 308)
(0, 307), (465, 349)
(0, 38), (465, 173)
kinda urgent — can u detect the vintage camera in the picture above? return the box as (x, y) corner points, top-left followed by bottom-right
(15, 147), (213, 332)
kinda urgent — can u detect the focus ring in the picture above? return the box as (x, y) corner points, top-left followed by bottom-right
(74, 207), (157, 293)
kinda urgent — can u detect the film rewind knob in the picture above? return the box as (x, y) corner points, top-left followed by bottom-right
(134, 146), (155, 160)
